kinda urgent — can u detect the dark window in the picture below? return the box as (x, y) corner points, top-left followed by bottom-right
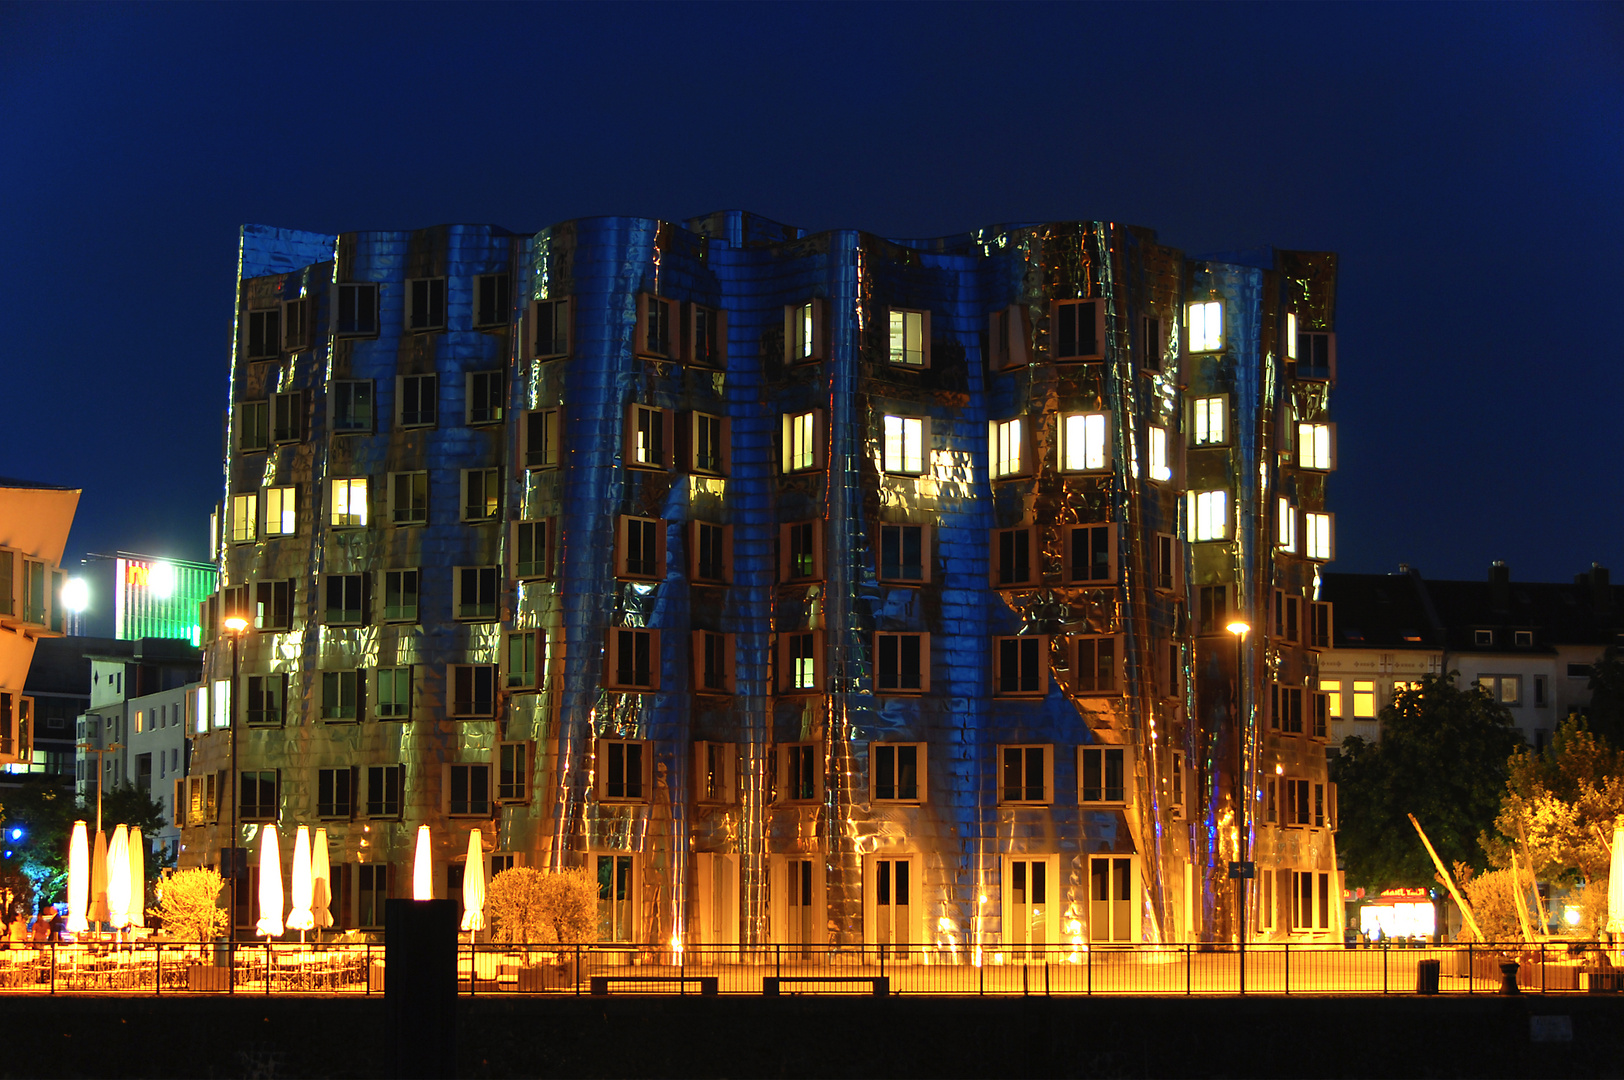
(505, 630), (540, 689)
(474, 274), (510, 329)
(498, 743), (528, 801)
(324, 574), (366, 626)
(463, 468), (500, 521)
(689, 305), (721, 366)
(317, 767), (354, 818)
(335, 284), (378, 336)
(787, 522), (817, 580)
(1139, 315), (1163, 372)
(1075, 637), (1117, 693)
(366, 765), (402, 817)
(997, 637), (1043, 694)
(252, 580), (293, 631)
(391, 472), (428, 526)
(630, 406), (665, 467)
(532, 298), (570, 357)
(873, 744), (919, 801)
(1273, 685), (1305, 734)
(273, 392), (303, 443)
(623, 519), (659, 579)
(694, 413), (724, 473)
(239, 401), (270, 451)
(467, 371), (503, 425)
(1067, 525), (1112, 583)
(321, 670), (360, 721)
(784, 744), (816, 801)
(996, 528), (1031, 587)
(376, 667), (411, 719)
(524, 410), (558, 469)
(604, 741), (643, 799)
(1156, 534), (1178, 592)
(697, 631), (729, 692)
(450, 665), (496, 717)
(240, 770), (277, 819)
(1001, 747), (1046, 803)
(282, 299), (310, 351)
(695, 522), (725, 582)
(358, 864), (388, 928)
(449, 764), (491, 816)
(456, 567), (498, 620)
(876, 634), (924, 692)
(246, 309), (280, 359)
(1080, 746), (1125, 803)
(404, 277), (443, 333)
(332, 381), (373, 433)
(1053, 299), (1101, 360)
(880, 524), (924, 583)
(643, 296), (672, 356)
(246, 674), (284, 726)
(614, 629), (654, 688)
(515, 521), (550, 579)
(399, 375), (437, 427)
(383, 570), (419, 622)
(1198, 585), (1228, 635)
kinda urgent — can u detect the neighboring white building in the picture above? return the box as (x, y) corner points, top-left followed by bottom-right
(1320, 563), (1621, 751)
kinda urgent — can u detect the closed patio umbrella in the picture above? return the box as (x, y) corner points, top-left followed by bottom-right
(106, 825), (131, 930)
(460, 829), (485, 932)
(311, 828), (332, 932)
(256, 826), (284, 938)
(66, 821), (89, 933)
(1607, 822), (1624, 939)
(88, 829), (111, 927)
(127, 828), (145, 928)
(412, 825), (433, 900)
(286, 826), (314, 939)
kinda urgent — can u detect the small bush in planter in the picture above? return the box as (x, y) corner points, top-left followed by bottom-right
(487, 867), (597, 966)
(155, 869), (229, 954)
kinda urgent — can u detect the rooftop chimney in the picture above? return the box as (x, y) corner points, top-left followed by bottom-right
(1489, 561), (1511, 611)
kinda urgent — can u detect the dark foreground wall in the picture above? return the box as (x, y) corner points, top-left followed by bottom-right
(4, 994), (1621, 1079)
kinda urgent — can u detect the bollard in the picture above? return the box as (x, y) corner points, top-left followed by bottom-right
(1499, 960), (1520, 995)
(386, 899), (458, 1079)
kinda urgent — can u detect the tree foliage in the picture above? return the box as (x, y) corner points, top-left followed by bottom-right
(1486, 714), (1624, 888)
(155, 868), (230, 943)
(1, 781), (174, 914)
(487, 867), (599, 950)
(1580, 647), (1624, 752)
(1330, 673), (1523, 890)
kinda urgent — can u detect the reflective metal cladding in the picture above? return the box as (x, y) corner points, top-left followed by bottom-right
(182, 211), (1342, 951)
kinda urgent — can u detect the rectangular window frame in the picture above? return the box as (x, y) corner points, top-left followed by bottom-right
(503, 630), (544, 692)
(1078, 744), (1133, 806)
(1187, 299), (1223, 353)
(513, 519), (554, 581)
(334, 283), (379, 338)
(871, 742), (926, 803)
(1070, 635), (1122, 696)
(1188, 489), (1230, 542)
(1050, 299), (1106, 362)
(778, 631), (824, 695)
(598, 738), (651, 802)
(1062, 523), (1117, 585)
(881, 413), (930, 476)
(1189, 395), (1229, 447)
(460, 468), (501, 523)
(447, 664), (497, 719)
(785, 299), (825, 364)
(376, 666), (412, 721)
(617, 516), (666, 581)
(444, 762), (493, 818)
(626, 404), (672, 471)
(328, 477), (369, 528)
(874, 632), (930, 695)
(1057, 411), (1112, 473)
(998, 744), (1053, 805)
(607, 628), (660, 691)
(781, 410), (825, 474)
(1305, 512), (1334, 561)
(691, 630), (736, 695)
(989, 417), (1033, 479)
(779, 520), (824, 583)
(636, 293), (680, 361)
(465, 370), (504, 426)
(396, 374), (438, 429)
(689, 521), (733, 585)
(991, 526), (1037, 589)
(452, 565), (499, 622)
(1297, 422), (1336, 471)
(388, 471), (428, 527)
(685, 302), (727, 368)
(886, 308), (931, 368)
(526, 297), (572, 360)
(382, 569), (419, 624)
(993, 636), (1049, 696)
(877, 523), (931, 585)
(473, 273), (511, 330)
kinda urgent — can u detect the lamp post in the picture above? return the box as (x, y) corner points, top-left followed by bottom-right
(76, 740), (125, 834)
(223, 616), (248, 939)
(1226, 619), (1250, 994)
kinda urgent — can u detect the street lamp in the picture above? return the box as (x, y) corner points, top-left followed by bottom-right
(1226, 619), (1250, 993)
(223, 615), (248, 939)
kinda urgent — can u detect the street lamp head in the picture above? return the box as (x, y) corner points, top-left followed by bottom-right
(1226, 620), (1250, 637)
(223, 616), (248, 633)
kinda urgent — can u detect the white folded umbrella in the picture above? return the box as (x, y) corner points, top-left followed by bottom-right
(286, 826), (314, 934)
(311, 828), (332, 931)
(106, 825), (131, 930)
(256, 826), (284, 938)
(460, 829), (485, 932)
(66, 821), (89, 933)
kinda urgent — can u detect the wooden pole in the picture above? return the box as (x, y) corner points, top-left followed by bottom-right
(1409, 813), (1485, 943)
(1510, 850), (1534, 942)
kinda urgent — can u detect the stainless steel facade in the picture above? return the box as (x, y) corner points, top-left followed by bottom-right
(180, 213), (1342, 947)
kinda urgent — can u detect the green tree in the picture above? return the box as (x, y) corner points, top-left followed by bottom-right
(0, 778), (76, 911)
(1581, 647), (1624, 750)
(1331, 673), (1523, 891)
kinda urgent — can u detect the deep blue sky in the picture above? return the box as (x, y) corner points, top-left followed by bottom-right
(3, 2), (1619, 584)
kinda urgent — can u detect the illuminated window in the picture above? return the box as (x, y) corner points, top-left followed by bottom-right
(1352, 680), (1376, 718)
(1476, 674), (1522, 706)
(999, 745), (1052, 803)
(317, 768), (354, 819)
(453, 566), (499, 621)
(397, 374), (437, 428)
(1298, 423), (1334, 470)
(388, 471), (427, 526)
(1073, 636), (1119, 694)
(448, 664), (496, 717)
(1058, 412), (1110, 472)
(777, 743), (819, 801)
(230, 493), (257, 544)
(497, 742), (530, 802)
(1148, 425), (1171, 482)
(875, 633), (928, 693)
(323, 574), (366, 626)
(382, 569), (418, 622)
(872, 743), (924, 802)
(994, 636), (1048, 695)
(990, 418), (1028, 478)
(1305, 512), (1333, 561)
(1188, 489), (1229, 542)
(1187, 300), (1222, 352)
(1052, 299), (1104, 361)
(690, 412), (728, 475)
(239, 401), (269, 452)
(1191, 396), (1226, 446)
(465, 371), (503, 425)
(329, 478), (369, 528)
(1079, 745), (1130, 804)
(461, 468), (500, 522)
(786, 300), (822, 363)
(504, 630), (542, 690)
(529, 298), (571, 359)
(617, 516), (663, 579)
(264, 486), (297, 536)
(406, 277), (446, 333)
(1321, 679), (1342, 718)
(888, 309), (928, 367)
(514, 520), (552, 580)
(1064, 524), (1114, 584)
(992, 527), (1035, 588)
(446, 763), (491, 816)
(783, 411), (820, 472)
(246, 308), (280, 360)
(626, 404), (668, 469)
(376, 667), (411, 720)
(1277, 499), (1298, 552)
(320, 670), (359, 721)
(882, 414), (926, 475)
(366, 764), (402, 815)
(600, 740), (647, 801)
(473, 273), (510, 330)
(879, 523), (928, 583)
(335, 283), (378, 337)
(607, 629), (658, 690)
(783, 632), (820, 692)
(638, 294), (677, 359)
(273, 391), (303, 443)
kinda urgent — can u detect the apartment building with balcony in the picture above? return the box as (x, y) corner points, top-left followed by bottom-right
(179, 214), (1342, 946)
(0, 480), (79, 777)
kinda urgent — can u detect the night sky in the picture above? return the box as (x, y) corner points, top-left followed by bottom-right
(2, 2), (1619, 585)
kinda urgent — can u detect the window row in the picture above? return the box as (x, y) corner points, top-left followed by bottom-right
(227, 471), (510, 540)
(244, 276), (513, 360)
(235, 373), (511, 449)
(225, 656), (543, 728)
(206, 567), (516, 630)
(1263, 776), (1338, 831)
(990, 525), (1181, 593)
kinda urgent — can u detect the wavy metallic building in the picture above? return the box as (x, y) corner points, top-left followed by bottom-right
(179, 212), (1342, 948)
